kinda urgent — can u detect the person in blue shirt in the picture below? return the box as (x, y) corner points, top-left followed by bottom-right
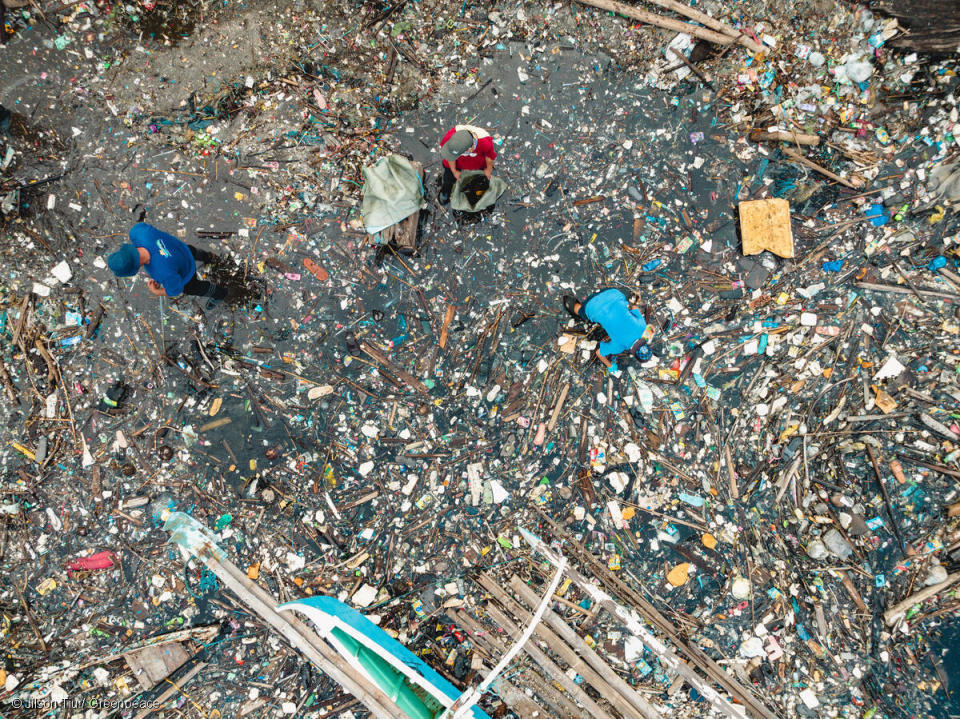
(562, 289), (654, 370)
(107, 223), (229, 305)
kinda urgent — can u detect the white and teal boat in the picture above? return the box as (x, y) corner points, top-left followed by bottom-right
(278, 596), (492, 719)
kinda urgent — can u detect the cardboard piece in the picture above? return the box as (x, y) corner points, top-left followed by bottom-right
(739, 198), (794, 258)
(124, 642), (191, 690)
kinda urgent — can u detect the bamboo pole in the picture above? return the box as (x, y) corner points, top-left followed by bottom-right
(449, 557), (567, 719)
(522, 526), (769, 719)
(575, 0), (764, 53)
(484, 603), (617, 719)
(456, 611), (585, 719)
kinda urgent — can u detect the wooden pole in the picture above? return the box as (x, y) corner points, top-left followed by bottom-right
(455, 610), (582, 718)
(450, 558), (567, 718)
(574, 0), (759, 52)
(884, 573), (960, 626)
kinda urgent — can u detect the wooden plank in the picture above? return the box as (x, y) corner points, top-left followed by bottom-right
(739, 198), (794, 258)
(360, 341), (430, 395)
(507, 576), (662, 719)
(724, 444), (739, 500)
(77, 626), (219, 671)
(478, 574), (658, 719)
(125, 642), (191, 690)
(439, 305), (456, 349)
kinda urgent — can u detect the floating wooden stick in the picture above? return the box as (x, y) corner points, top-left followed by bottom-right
(360, 341), (430, 395)
(546, 382), (570, 432)
(439, 305), (456, 349)
(670, 47), (713, 89)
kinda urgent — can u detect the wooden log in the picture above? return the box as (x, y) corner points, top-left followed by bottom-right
(576, 0), (763, 53)
(491, 574), (661, 719)
(947, 501), (960, 518)
(884, 573), (960, 626)
(360, 341), (430, 395)
(749, 129), (820, 146)
(484, 603), (616, 719)
(781, 146), (863, 189)
(574, 0), (759, 52)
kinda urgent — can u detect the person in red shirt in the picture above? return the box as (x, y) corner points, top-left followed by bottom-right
(438, 124), (497, 204)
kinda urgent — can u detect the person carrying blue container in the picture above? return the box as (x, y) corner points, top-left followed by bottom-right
(562, 289), (655, 371)
(107, 223), (230, 307)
